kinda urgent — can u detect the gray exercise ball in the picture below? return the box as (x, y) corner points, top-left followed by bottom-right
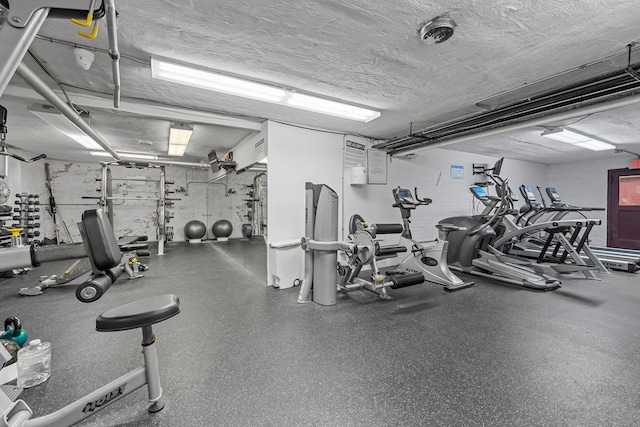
(184, 220), (206, 240)
(212, 219), (232, 238)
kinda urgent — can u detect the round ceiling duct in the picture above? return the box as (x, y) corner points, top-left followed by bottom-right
(419, 15), (456, 45)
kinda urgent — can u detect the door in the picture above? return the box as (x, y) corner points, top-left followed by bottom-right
(608, 168), (640, 249)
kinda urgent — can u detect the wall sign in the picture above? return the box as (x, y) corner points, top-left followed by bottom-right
(450, 164), (464, 180)
(344, 140), (366, 170)
(367, 149), (387, 185)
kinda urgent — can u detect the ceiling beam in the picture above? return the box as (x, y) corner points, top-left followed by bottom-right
(3, 85), (264, 132)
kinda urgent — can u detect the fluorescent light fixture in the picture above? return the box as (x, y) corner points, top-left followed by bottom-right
(90, 151), (158, 160)
(168, 123), (193, 157)
(151, 58), (286, 103)
(541, 128), (616, 151)
(28, 105), (102, 150)
(151, 58), (381, 123)
(574, 140), (617, 151)
(286, 93), (380, 122)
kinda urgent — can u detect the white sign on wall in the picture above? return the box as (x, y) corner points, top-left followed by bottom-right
(450, 164), (464, 180)
(367, 149), (387, 185)
(344, 139), (366, 170)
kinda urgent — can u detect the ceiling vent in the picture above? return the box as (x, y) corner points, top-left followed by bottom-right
(419, 15), (456, 45)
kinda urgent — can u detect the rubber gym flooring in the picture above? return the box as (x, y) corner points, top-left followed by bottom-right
(1, 239), (640, 426)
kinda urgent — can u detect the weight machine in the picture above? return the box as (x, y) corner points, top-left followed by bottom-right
(83, 162), (178, 255)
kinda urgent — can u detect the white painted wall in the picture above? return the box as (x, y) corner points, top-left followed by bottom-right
(546, 156), (634, 246)
(265, 122), (343, 286)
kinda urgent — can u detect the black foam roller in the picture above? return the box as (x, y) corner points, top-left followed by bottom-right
(389, 273), (425, 289)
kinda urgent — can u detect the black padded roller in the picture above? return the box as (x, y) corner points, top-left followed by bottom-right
(373, 223), (404, 234)
(375, 245), (408, 256)
(389, 273), (425, 289)
(76, 273), (114, 303)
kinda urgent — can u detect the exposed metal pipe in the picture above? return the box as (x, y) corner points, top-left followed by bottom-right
(0, 7), (49, 96)
(16, 62), (122, 160)
(158, 165), (166, 255)
(104, 0), (121, 108)
(141, 158), (208, 168)
(34, 35), (149, 65)
(614, 148), (640, 159)
(2, 155), (8, 180)
(391, 92), (640, 155)
(7, 63), (209, 168)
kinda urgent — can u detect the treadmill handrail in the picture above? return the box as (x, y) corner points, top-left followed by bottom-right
(493, 218), (602, 248)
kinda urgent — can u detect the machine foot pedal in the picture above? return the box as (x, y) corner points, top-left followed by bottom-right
(443, 281), (474, 292)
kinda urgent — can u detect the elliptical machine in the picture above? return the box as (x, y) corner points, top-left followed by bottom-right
(440, 166), (562, 291)
(385, 187), (474, 291)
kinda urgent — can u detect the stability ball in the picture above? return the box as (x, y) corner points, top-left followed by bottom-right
(212, 219), (232, 241)
(184, 220), (206, 243)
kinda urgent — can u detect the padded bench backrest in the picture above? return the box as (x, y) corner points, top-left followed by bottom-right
(81, 209), (121, 271)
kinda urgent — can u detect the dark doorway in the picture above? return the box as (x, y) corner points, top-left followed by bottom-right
(607, 168), (640, 249)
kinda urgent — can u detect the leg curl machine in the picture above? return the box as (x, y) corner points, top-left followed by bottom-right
(0, 209), (180, 426)
(297, 183), (424, 305)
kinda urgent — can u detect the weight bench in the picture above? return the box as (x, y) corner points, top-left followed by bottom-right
(1, 209), (181, 425)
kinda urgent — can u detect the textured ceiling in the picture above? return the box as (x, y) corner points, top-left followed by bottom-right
(2, 0), (640, 164)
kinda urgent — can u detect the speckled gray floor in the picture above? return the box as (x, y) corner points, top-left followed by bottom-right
(1, 240), (640, 426)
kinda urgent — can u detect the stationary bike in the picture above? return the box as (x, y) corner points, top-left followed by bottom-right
(352, 188), (473, 291)
(0, 209), (180, 426)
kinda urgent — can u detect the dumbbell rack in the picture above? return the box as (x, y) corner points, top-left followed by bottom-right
(12, 193), (41, 245)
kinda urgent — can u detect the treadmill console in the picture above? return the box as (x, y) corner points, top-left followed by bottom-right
(546, 187), (562, 203)
(521, 185), (536, 202)
(394, 188), (417, 205)
(470, 186), (489, 200)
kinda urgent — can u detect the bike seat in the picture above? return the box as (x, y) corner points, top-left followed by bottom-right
(96, 294), (180, 332)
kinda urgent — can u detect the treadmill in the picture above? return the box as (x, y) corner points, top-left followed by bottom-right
(544, 187), (640, 272)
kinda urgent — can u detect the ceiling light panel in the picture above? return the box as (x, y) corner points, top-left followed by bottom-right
(286, 93), (380, 123)
(574, 140), (616, 151)
(151, 58), (380, 123)
(168, 123), (193, 157)
(151, 59), (286, 103)
(541, 127), (615, 151)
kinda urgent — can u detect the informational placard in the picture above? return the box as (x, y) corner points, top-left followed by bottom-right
(367, 149), (387, 185)
(450, 164), (464, 180)
(344, 140), (366, 170)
